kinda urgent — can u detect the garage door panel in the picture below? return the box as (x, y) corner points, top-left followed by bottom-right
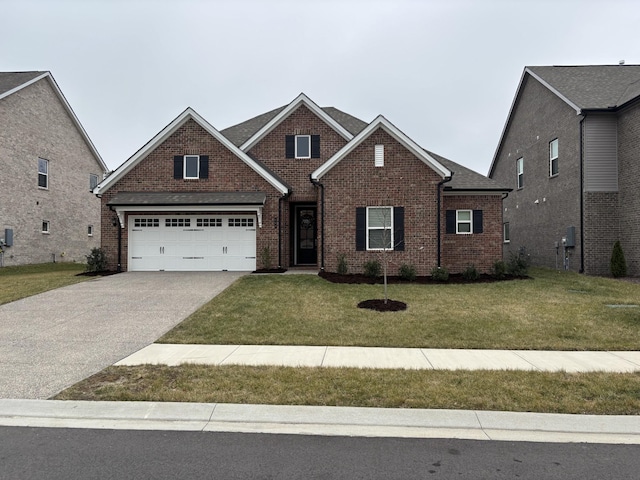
(129, 215), (256, 271)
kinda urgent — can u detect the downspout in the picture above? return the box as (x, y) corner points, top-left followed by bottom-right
(579, 114), (585, 273)
(437, 174), (454, 267)
(310, 176), (325, 270)
(278, 192), (291, 269)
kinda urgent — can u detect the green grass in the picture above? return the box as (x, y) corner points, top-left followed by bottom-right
(54, 365), (640, 415)
(160, 268), (640, 350)
(0, 262), (88, 305)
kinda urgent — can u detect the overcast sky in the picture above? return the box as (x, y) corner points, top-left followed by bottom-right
(2, 0), (638, 175)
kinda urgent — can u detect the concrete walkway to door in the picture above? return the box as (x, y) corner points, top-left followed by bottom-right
(0, 271), (246, 399)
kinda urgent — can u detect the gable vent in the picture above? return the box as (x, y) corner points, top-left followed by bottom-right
(375, 144), (384, 167)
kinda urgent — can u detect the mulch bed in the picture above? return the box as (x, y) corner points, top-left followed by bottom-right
(76, 270), (120, 277)
(357, 299), (407, 312)
(319, 271), (527, 285)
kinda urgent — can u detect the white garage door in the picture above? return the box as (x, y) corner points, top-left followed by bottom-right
(128, 215), (256, 271)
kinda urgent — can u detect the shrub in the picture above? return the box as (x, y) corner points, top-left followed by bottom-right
(363, 259), (382, 278)
(611, 240), (627, 278)
(462, 264), (479, 282)
(431, 266), (449, 282)
(85, 247), (107, 272)
(507, 250), (530, 277)
(260, 246), (273, 270)
(337, 253), (348, 275)
(491, 260), (507, 279)
(399, 264), (417, 281)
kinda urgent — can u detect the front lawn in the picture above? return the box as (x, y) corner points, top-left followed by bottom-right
(160, 268), (640, 350)
(0, 262), (88, 305)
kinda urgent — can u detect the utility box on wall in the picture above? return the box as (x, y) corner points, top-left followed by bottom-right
(3, 229), (13, 247)
(565, 226), (576, 248)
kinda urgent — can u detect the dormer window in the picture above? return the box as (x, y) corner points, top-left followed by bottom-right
(296, 135), (311, 159)
(174, 155), (209, 179)
(285, 135), (321, 159)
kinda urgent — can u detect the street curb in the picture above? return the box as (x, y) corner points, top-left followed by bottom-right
(1, 399), (639, 444)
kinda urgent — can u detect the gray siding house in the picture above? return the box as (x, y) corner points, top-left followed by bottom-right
(0, 71), (108, 266)
(489, 65), (640, 276)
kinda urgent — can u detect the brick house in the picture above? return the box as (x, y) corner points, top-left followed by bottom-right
(95, 94), (509, 274)
(0, 71), (108, 266)
(489, 65), (640, 275)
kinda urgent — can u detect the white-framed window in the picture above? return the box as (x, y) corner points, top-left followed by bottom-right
(367, 206), (393, 250)
(228, 218), (254, 227)
(166, 218), (191, 227)
(38, 158), (49, 189)
(295, 135), (311, 159)
(375, 144), (384, 167)
(88, 225), (94, 236)
(516, 157), (524, 189)
(134, 218), (160, 228)
(456, 210), (472, 234)
(89, 174), (99, 191)
(549, 138), (559, 177)
(503, 222), (510, 243)
(183, 155), (200, 179)
(42, 220), (50, 234)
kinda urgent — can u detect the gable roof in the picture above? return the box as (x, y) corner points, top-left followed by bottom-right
(312, 115), (452, 180)
(237, 93), (356, 151)
(527, 65), (640, 112)
(94, 107), (290, 195)
(489, 65), (640, 178)
(427, 150), (510, 192)
(0, 71), (108, 173)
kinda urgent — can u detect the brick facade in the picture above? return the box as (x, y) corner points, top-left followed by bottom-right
(0, 77), (104, 266)
(490, 75), (583, 271)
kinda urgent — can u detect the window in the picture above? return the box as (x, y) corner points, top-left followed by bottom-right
(173, 155), (208, 179)
(285, 135), (320, 159)
(367, 206), (393, 250)
(197, 218), (222, 227)
(503, 222), (510, 243)
(375, 145), (384, 167)
(166, 218), (191, 227)
(38, 158), (48, 189)
(88, 225), (94, 236)
(446, 210), (483, 235)
(295, 135), (311, 159)
(456, 210), (472, 234)
(89, 174), (98, 191)
(134, 218), (160, 228)
(228, 218), (254, 227)
(516, 157), (523, 189)
(184, 155), (200, 179)
(549, 139), (559, 177)
(42, 220), (50, 234)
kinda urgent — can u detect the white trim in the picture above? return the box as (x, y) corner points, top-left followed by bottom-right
(240, 93), (353, 151)
(366, 206), (394, 251)
(183, 155), (200, 179)
(295, 135), (311, 159)
(94, 108), (289, 196)
(374, 144), (384, 167)
(516, 157), (524, 189)
(456, 210), (473, 234)
(549, 138), (559, 177)
(503, 222), (510, 244)
(41, 220), (50, 234)
(526, 68), (582, 114)
(312, 115), (451, 180)
(38, 158), (49, 189)
(1, 72), (108, 173)
(112, 204), (263, 228)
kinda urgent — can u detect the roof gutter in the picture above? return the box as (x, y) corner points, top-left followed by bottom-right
(437, 174), (454, 267)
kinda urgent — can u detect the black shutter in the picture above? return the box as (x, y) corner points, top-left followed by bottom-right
(311, 135), (320, 158)
(446, 210), (456, 234)
(473, 210), (483, 234)
(356, 207), (366, 251)
(173, 156), (183, 179)
(200, 156), (209, 179)
(285, 135), (295, 158)
(394, 207), (404, 251)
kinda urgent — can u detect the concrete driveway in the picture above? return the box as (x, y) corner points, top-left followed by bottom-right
(0, 271), (245, 399)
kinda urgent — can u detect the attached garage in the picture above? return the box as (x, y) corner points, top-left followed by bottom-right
(107, 192), (266, 272)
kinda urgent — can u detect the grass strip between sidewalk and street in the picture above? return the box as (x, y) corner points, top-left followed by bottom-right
(54, 364), (640, 415)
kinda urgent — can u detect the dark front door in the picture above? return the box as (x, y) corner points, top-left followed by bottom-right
(295, 206), (317, 265)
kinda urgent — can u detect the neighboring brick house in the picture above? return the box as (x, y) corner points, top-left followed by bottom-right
(489, 65), (640, 275)
(0, 71), (108, 266)
(95, 94), (509, 274)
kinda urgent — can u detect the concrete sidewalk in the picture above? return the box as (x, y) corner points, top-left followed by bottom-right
(1, 399), (639, 444)
(116, 343), (640, 373)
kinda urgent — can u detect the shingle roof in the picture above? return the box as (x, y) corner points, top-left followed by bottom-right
(107, 191), (267, 206)
(527, 65), (640, 110)
(220, 105), (368, 147)
(426, 150), (510, 191)
(0, 71), (47, 97)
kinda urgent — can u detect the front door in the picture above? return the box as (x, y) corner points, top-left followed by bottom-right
(295, 206), (317, 265)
